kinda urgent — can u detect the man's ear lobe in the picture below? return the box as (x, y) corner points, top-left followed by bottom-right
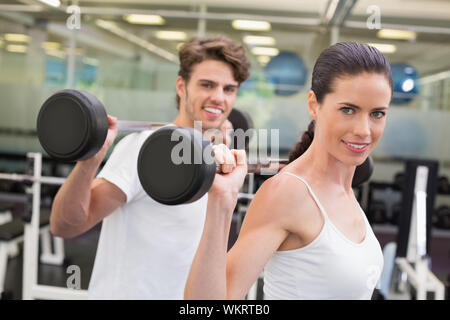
(176, 76), (186, 96)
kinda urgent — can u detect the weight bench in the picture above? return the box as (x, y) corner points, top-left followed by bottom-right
(0, 210), (65, 299)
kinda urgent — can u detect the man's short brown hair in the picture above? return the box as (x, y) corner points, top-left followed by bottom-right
(176, 35), (250, 108)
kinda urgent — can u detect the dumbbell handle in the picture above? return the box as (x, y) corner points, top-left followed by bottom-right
(215, 159), (290, 174)
(116, 120), (168, 132)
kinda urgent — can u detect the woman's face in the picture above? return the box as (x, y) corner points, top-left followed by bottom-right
(310, 72), (392, 166)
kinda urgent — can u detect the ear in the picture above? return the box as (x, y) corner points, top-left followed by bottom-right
(175, 76), (186, 103)
(307, 90), (319, 121)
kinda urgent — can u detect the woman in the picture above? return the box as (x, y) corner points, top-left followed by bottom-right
(185, 42), (393, 300)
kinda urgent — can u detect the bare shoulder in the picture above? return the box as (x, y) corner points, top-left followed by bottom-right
(246, 171), (312, 227)
(255, 171), (311, 206)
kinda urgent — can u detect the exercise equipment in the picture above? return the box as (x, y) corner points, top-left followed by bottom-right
(0, 207), (56, 300)
(352, 156), (373, 188)
(437, 176), (449, 194)
(0, 153), (75, 300)
(391, 63), (420, 105)
(264, 51), (307, 96)
(36, 89), (253, 162)
(393, 172), (405, 190)
(21, 153), (87, 300)
(0, 173), (65, 186)
(367, 200), (388, 224)
(393, 160), (445, 300)
(434, 205), (450, 230)
(391, 201), (402, 226)
(227, 108), (254, 150)
(137, 126), (374, 205)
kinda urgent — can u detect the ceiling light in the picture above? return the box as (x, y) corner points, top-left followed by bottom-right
(63, 47), (84, 55)
(257, 55), (271, 65)
(7, 44), (27, 53)
(155, 31), (187, 41)
(401, 79), (415, 92)
(41, 41), (61, 50)
(96, 19), (116, 30)
(377, 29), (416, 40)
(232, 20), (271, 31)
(367, 43), (397, 54)
(4, 33), (30, 43)
(124, 14), (165, 25)
(243, 36), (275, 46)
(37, 0), (60, 7)
(45, 49), (65, 59)
(251, 47), (279, 56)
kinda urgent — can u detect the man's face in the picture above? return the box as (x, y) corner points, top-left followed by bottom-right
(176, 59), (239, 130)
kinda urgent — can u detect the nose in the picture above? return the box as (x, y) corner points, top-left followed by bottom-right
(210, 87), (225, 104)
(353, 115), (371, 139)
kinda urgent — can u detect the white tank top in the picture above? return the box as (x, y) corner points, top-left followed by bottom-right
(263, 172), (384, 300)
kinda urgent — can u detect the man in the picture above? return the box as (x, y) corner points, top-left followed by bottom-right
(49, 36), (250, 299)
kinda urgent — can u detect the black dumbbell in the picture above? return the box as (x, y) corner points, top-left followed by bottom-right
(36, 89), (252, 162)
(352, 156), (373, 188)
(137, 126), (375, 205)
(227, 107), (254, 150)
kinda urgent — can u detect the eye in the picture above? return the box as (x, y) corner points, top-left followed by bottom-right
(202, 82), (213, 89)
(225, 86), (236, 93)
(340, 107), (354, 115)
(371, 111), (386, 119)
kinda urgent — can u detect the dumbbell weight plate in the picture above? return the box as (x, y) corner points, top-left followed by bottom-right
(228, 108), (254, 149)
(352, 156), (374, 188)
(37, 89), (108, 162)
(137, 126), (216, 205)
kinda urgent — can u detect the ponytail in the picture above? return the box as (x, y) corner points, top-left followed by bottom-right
(288, 120), (315, 163)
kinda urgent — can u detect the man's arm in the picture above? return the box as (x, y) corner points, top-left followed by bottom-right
(50, 165), (126, 239)
(50, 115), (126, 238)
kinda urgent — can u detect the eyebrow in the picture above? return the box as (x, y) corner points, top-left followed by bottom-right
(338, 102), (388, 111)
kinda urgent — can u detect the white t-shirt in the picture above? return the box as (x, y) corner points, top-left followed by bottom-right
(87, 129), (208, 300)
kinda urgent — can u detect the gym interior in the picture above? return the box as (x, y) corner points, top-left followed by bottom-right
(0, 0), (449, 301)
